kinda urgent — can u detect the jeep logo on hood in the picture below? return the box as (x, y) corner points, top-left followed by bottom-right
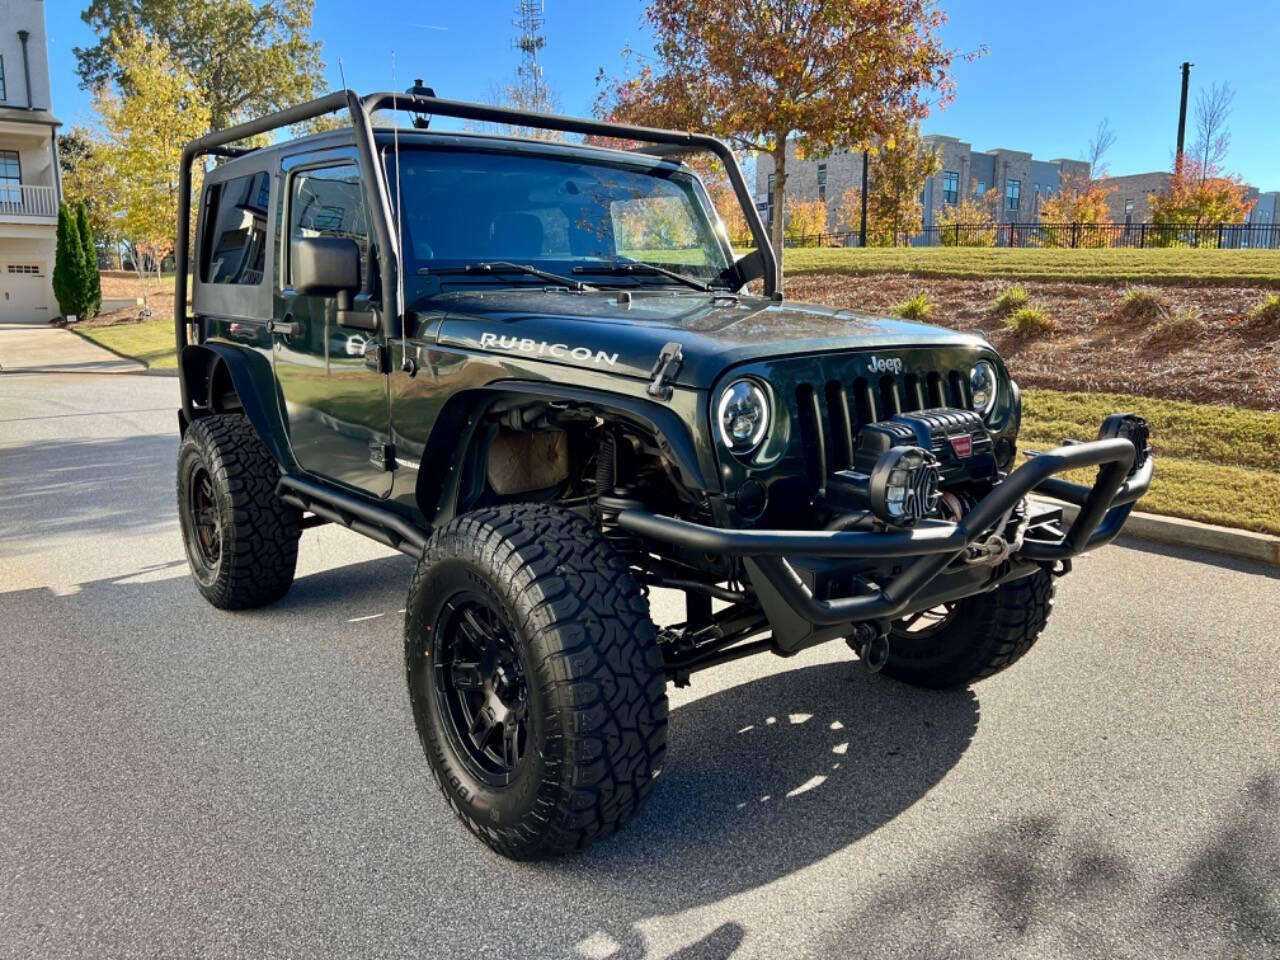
(867, 355), (904, 375)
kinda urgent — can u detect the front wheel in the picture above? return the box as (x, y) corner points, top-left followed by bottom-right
(404, 504), (668, 860)
(882, 569), (1055, 689)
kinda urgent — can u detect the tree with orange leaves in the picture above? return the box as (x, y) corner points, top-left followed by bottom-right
(1039, 175), (1115, 247)
(595, 1), (967, 286)
(1149, 157), (1254, 246)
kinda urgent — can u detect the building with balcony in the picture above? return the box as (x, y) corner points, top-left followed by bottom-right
(0, 0), (60, 323)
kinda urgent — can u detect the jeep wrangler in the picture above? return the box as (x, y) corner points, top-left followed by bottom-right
(173, 89), (1152, 859)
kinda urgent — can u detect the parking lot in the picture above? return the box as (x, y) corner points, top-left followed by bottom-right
(2, 372), (1277, 960)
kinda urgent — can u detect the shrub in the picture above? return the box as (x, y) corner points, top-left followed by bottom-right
(1250, 294), (1280, 326)
(76, 201), (102, 318)
(785, 197), (830, 245)
(1117, 286), (1170, 323)
(892, 292), (932, 320)
(1148, 308), (1201, 345)
(991, 285), (1029, 317)
(1004, 305), (1053, 337)
(52, 203), (92, 320)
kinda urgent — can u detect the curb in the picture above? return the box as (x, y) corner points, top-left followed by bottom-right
(1055, 501), (1280, 567)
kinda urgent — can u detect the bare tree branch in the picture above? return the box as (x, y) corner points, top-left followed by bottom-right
(1192, 81), (1234, 182)
(1085, 118), (1116, 180)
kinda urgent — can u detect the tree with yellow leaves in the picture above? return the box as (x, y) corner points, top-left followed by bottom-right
(1038, 174), (1114, 247)
(91, 30), (210, 289)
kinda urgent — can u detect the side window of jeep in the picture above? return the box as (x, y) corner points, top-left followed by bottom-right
(200, 172), (270, 285)
(287, 164), (369, 287)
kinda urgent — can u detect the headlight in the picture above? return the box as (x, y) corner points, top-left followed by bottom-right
(716, 378), (770, 454)
(868, 446), (941, 526)
(969, 360), (998, 417)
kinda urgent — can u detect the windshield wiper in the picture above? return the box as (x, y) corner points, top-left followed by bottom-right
(572, 258), (712, 293)
(418, 261), (595, 292)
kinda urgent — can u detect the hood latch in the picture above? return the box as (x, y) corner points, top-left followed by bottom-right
(647, 341), (684, 400)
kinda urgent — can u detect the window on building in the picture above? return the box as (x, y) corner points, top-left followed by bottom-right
(975, 181), (986, 197)
(767, 173), (776, 223)
(199, 172), (271, 285)
(1005, 178), (1021, 212)
(0, 150), (20, 206)
(942, 171), (959, 205)
(817, 164), (827, 202)
(0, 57), (6, 102)
(1124, 198), (1134, 226)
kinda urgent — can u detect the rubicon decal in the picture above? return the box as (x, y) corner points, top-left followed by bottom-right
(479, 332), (619, 367)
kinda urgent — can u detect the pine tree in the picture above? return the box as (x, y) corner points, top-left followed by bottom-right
(52, 203), (88, 320)
(76, 201), (102, 317)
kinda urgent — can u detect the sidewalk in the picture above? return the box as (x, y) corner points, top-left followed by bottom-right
(0, 324), (145, 375)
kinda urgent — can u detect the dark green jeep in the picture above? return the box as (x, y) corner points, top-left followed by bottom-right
(173, 89), (1152, 859)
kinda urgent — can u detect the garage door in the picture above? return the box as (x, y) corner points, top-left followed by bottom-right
(0, 262), (50, 321)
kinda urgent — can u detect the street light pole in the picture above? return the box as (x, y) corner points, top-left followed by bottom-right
(1175, 61), (1192, 172)
(859, 149), (869, 247)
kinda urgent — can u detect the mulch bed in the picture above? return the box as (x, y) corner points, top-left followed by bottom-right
(786, 273), (1280, 411)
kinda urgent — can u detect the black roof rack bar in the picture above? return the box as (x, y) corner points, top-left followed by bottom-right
(360, 91), (776, 296)
(175, 89), (778, 411)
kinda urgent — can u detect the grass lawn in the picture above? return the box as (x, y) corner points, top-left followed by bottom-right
(783, 246), (1280, 287)
(73, 316), (177, 370)
(1022, 389), (1280, 536)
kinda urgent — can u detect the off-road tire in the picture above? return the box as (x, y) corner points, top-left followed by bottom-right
(882, 569), (1055, 689)
(176, 413), (301, 610)
(404, 504), (667, 860)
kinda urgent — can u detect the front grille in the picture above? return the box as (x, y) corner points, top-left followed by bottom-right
(795, 366), (973, 490)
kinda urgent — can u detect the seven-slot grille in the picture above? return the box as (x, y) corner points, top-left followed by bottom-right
(794, 367), (974, 490)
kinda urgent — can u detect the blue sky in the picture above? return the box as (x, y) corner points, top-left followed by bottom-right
(45, 0), (1279, 190)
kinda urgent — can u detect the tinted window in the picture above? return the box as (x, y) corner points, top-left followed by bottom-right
(288, 164), (369, 286)
(389, 148), (729, 281)
(200, 172), (269, 285)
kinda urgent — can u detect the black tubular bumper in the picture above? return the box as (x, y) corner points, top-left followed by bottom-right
(617, 435), (1153, 630)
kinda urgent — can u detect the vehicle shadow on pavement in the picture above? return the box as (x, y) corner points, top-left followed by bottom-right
(0, 434), (178, 550)
(533, 664), (980, 958)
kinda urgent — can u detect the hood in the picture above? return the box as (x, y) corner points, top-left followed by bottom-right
(428, 288), (989, 389)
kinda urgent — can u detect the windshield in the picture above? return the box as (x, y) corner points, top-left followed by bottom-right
(387, 146), (733, 286)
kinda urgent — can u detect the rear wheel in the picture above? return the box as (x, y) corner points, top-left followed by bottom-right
(405, 504), (667, 860)
(176, 414), (301, 609)
(882, 569), (1055, 689)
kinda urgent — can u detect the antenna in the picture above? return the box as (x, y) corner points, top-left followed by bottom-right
(337, 57), (347, 91)
(390, 51), (413, 375)
(513, 0), (549, 111)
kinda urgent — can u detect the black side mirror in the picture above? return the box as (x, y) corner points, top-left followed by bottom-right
(290, 236), (377, 331)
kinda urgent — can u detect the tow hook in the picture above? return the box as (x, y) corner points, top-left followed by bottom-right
(846, 622), (890, 672)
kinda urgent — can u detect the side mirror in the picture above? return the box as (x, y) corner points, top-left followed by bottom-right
(290, 236), (377, 331)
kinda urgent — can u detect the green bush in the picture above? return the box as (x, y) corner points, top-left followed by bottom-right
(52, 203), (91, 319)
(1250, 294), (1280, 325)
(991, 285), (1029, 316)
(76, 201), (101, 318)
(1004, 305), (1053, 336)
(1117, 286), (1170, 322)
(892, 292), (933, 320)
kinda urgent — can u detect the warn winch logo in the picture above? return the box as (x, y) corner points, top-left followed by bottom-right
(950, 434), (973, 458)
(478, 332), (619, 367)
(866, 355), (904, 375)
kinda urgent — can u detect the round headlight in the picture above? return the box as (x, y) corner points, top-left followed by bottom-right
(716, 378), (770, 454)
(969, 360), (998, 417)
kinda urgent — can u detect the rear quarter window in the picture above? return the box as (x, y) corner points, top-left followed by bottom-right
(199, 172), (270, 285)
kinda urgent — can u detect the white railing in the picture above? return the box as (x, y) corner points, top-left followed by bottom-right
(0, 184), (58, 219)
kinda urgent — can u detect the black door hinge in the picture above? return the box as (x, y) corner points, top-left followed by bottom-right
(370, 442), (395, 471)
(647, 341), (684, 400)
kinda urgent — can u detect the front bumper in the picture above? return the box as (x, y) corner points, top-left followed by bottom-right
(618, 431), (1152, 647)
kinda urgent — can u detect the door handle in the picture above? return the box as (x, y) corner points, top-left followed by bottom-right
(269, 318), (301, 336)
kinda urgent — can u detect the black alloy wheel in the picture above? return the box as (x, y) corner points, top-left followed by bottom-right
(432, 593), (530, 784)
(187, 465), (222, 569)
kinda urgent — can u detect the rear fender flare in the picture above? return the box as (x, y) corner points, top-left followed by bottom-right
(179, 343), (296, 470)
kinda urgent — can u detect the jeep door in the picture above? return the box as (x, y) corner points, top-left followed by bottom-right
(273, 156), (393, 497)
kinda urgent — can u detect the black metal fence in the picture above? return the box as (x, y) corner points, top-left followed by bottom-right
(784, 221), (1280, 250)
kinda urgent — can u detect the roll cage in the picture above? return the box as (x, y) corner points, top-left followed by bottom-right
(173, 88), (777, 412)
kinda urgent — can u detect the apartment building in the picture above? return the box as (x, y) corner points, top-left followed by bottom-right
(755, 137), (1090, 232)
(0, 0), (60, 323)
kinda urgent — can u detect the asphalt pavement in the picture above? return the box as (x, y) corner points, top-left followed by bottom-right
(1, 372), (1277, 960)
